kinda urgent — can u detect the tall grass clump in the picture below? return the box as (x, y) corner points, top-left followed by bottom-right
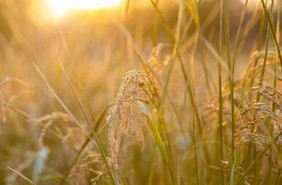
(106, 70), (158, 169)
(0, 0), (281, 184)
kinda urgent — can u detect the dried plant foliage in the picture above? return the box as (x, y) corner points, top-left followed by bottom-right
(106, 70), (158, 168)
(27, 112), (73, 150)
(204, 53), (282, 176)
(70, 153), (106, 184)
(148, 43), (171, 75)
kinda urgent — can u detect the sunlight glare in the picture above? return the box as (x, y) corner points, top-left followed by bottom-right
(239, 0), (260, 7)
(44, 0), (124, 16)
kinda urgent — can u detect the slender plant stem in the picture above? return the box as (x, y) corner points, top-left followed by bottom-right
(229, 0), (248, 181)
(260, 0), (282, 69)
(32, 63), (116, 185)
(224, 0), (234, 164)
(148, 143), (157, 185)
(237, 130), (282, 184)
(190, 54), (199, 185)
(218, 0), (224, 184)
(243, 0), (266, 171)
(253, 1), (274, 183)
(269, 3), (279, 183)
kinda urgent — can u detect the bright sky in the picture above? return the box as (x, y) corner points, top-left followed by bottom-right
(44, 0), (124, 16)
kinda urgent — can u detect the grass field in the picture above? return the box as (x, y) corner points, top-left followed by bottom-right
(0, 0), (281, 184)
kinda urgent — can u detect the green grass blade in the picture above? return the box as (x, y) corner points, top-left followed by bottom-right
(260, 0), (282, 69)
(218, 0), (224, 184)
(145, 115), (175, 185)
(148, 143), (157, 185)
(190, 54), (199, 185)
(224, 0), (234, 164)
(229, 1), (248, 180)
(236, 130), (282, 184)
(149, 0), (212, 166)
(252, 1), (274, 182)
(113, 19), (183, 127)
(150, 0), (188, 82)
(269, 3), (280, 184)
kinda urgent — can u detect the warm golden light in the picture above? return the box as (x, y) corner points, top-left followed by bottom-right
(239, 0), (260, 7)
(44, 0), (124, 16)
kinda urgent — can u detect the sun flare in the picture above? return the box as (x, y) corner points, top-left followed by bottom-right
(44, 0), (124, 16)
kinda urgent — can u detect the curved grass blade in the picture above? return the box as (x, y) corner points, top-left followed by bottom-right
(32, 63), (116, 185)
(113, 19), (183, 127)
(58, 106), (109, 185)
(145, 115), (175, 185)
(59, 60), (95, 134)
(59, 31), (96, 122)
(236, 130), (282, 184)
(260, 0), (282, 69)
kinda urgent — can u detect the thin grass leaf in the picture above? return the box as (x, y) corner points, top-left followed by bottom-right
(150, 0), (188, 81)
(252, 1), (274, 183)
(59, 31), (96, 122)
(149, 0), (211, 167)
(274, 169), (281, 185)
(113, 19), (183, 127)
(8, 167), (36, 185)
(224, 0), (235, 164)
(145, 116), (168, 164)
(186, 0), (199, 27)
(145, 115), (175, 185)
(125, 0), (130, 14)
(148, 143), (157, 185)
(260, 0), (282, 69)
(229, 2), (248, 181)
(32, 63), (116, 185)
(58, 105), (109, 185)
(2, 101), (31, 119)
(59, 60), (95, 134)
(236, 130), (282, 184)
(230, 156), (236, 185)
(269, 3), (280, 184)
(218, 0), (224, 184)
(236, 4), (261, 60)
(190, 54), (199, 185)
(243, 0), (267, 171)
(149, 0), (175, 43)
(200, 35), (230, 75)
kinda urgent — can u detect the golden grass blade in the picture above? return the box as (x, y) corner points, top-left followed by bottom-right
(8, 167), (36, 185)
(58, 105), (109, 185)
(145, 115), (175, 185)
(260, 0), (282, 69)
(113, 19), (183, 127)
(32, 62), (88, 136)
(190, 53), (199, 185)
(32, 62), (117, 185)
(236, 130), (282, 184)
(200, 35), (230, 76)
(186, 0), (199, 27)
(59, 31), (96, 122)
(58, 60), (94, 133)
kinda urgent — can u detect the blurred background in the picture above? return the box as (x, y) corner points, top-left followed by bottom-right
(0, 0), (281, 184)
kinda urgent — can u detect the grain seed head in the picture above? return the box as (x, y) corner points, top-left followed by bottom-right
(106, 70), (158, 168)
